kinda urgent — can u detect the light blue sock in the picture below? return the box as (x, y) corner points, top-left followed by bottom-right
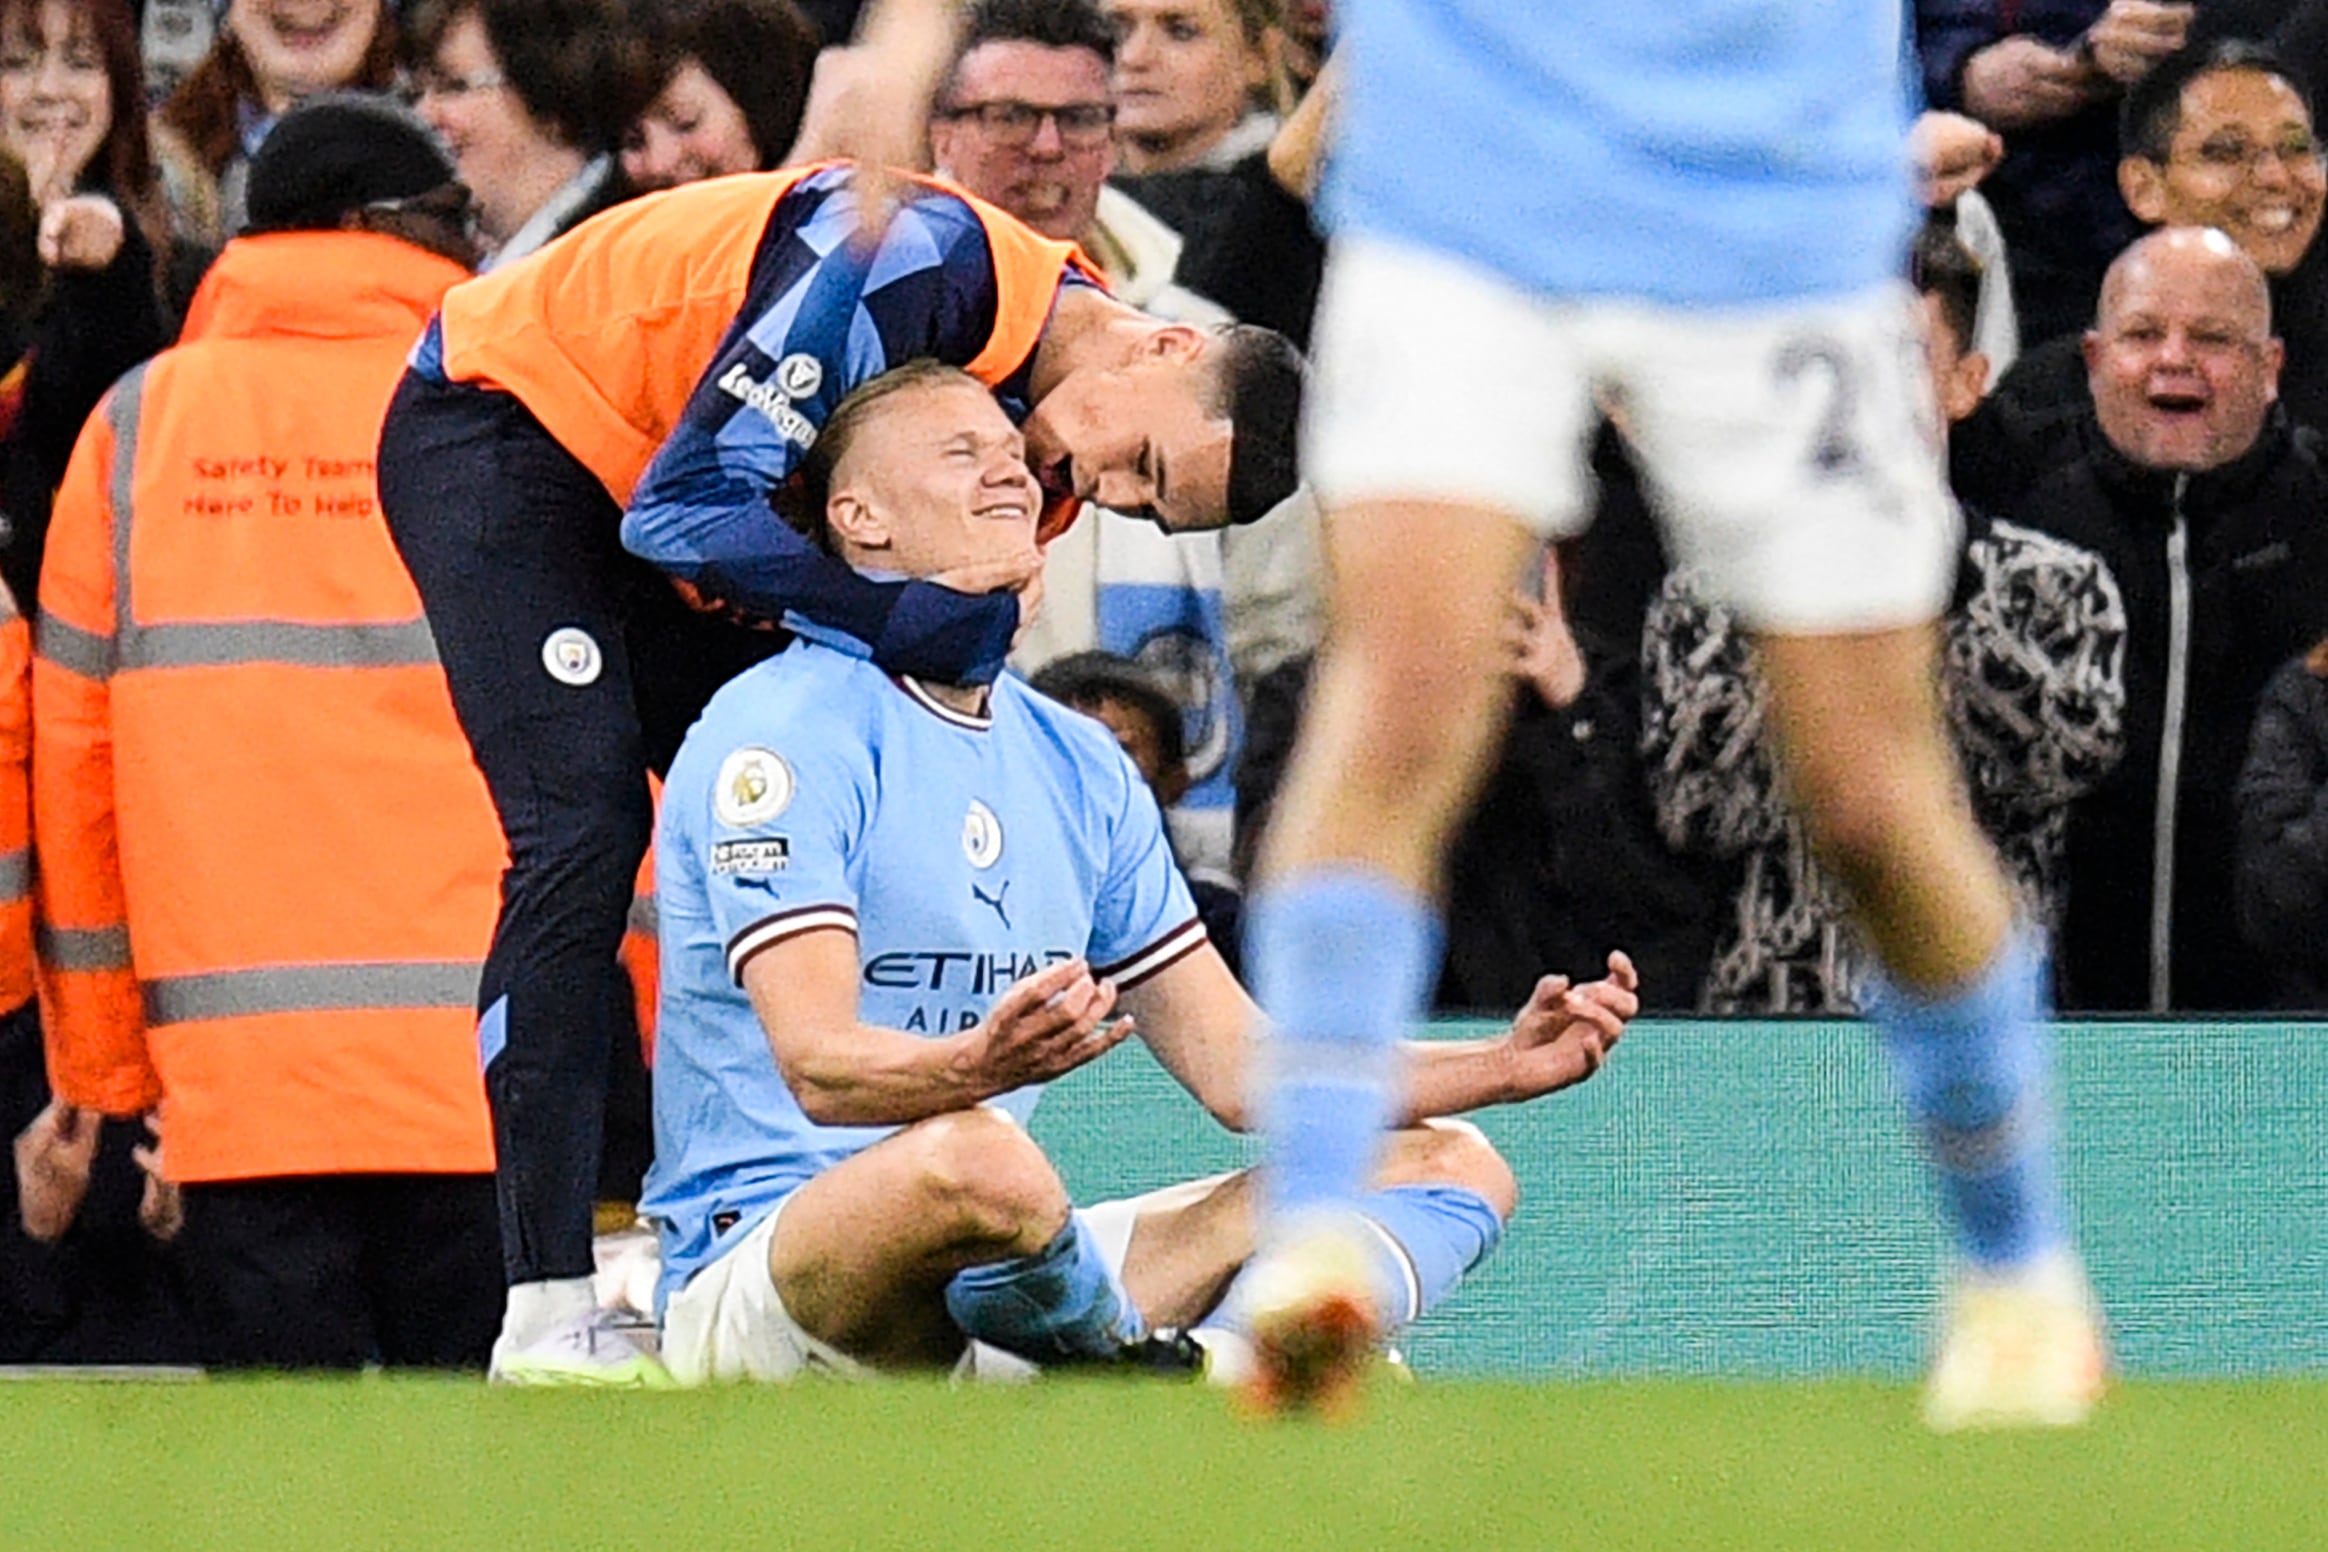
(1211, 1185), (1505, 1333)
(943, 1213), (1145, 1363)
(1863, 927), (2069, 1271)
(1245, 869), (1443, 1222)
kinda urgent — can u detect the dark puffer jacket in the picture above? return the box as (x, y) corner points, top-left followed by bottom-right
(2014, 411), (2328, 1010)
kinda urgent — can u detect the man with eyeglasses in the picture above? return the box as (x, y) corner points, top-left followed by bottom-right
(1957, 39), (2328, 514)
(930, 0), (1306, 887)
(399, 0), (647, 271)
(930, 0), (1214, 319)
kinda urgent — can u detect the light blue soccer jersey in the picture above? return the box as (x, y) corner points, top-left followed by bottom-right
(1320, 2), (1917, 306)
(641, 629), (1205, 1306)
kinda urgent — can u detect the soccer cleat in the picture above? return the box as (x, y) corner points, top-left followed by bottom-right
(1109, 1328), (1209, 1377)
(488, 1309), (679, 1389)
(1235, 1217), (1384, 1418)
(1922, 1251), (2109, 1432)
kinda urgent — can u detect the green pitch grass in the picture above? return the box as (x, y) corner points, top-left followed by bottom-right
(3, 1376), (2321, 1551)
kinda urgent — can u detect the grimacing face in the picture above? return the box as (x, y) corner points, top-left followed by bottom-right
(2121, 67), (2327, 277)
(1019, 324), (1232, 533)
(2084, 230), (2284, 473)
(827, 375), (1046, 581)
(931, 39), (1114, 244)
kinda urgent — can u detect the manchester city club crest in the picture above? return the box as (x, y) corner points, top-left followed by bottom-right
(962, 799), (1003, 868)
(540, 626), (602, 687)
(714, 746), (795, 826)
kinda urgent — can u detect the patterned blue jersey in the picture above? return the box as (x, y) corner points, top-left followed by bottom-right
(621, 169), (1051, 595)
(623, 168), (1099, 683)
(1322, 2), (1917, 306)
(641, 626), (1205, 1306)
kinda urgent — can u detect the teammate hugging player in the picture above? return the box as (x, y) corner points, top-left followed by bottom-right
(640, 363), (1638, 1387)
(376, 159), (1302, 1384)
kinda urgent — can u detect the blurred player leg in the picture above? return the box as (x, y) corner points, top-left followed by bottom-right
(1628, 286), (2105, 1429)
(1098, 1122), (1514, 1397)
(1759, 628), (2105, 1430)
(1240, 235), (1590, 1412)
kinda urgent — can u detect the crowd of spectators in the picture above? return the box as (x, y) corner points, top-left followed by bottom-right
(3, 0), (2327, 1371)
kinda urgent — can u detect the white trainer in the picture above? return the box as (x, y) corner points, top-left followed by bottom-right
(1923, 1250), (2109, 1432)
(489, 1308), (678, 1389)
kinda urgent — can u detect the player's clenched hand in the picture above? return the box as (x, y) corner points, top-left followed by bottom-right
(1500, 951), (1639, 1099)
(14, 1100), (101, 1243)
(960, 957), (1134, 1095)
(927, 542), (1046, 644)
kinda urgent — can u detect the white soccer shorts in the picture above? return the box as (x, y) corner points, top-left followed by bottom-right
(1302, 234), (1963, 633)
(658, 1195), (865, 1385)
(658, 1176), (1239, 1384)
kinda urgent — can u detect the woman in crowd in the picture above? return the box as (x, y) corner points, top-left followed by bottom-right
(403, 0), (658, 269)
(2234, 633), (2328, 1009)
(151, 0), (394, 253)
(0, 0), (166, 603)
(620, 0), (816, 193)
(1104, 0), (1274, 176)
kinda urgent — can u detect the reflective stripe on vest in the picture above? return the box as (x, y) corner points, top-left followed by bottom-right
(628, 893), (658, 937)
(0, 847), (27, 901)
(37, 364), (440, 682)
(141, 960), (483, 1028)
(38, 921), (132, 970)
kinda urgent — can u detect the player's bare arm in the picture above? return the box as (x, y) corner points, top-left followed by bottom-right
(1119, 942), (1642, 1132)
(745, 934), (1132, 1125)
(1395, 951), (1639, 1119)
(1116, 943), (1260, 1129)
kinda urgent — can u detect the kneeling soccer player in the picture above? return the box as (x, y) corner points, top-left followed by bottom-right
(640, 362), (1638, 1386)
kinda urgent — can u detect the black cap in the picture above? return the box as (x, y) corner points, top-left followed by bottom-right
(242, 92), (458, 236)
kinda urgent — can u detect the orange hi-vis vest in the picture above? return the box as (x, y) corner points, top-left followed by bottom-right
(435, 163), (1099, 508)
(34, 231), (504, 1182)
(0, 578), (29, 1012)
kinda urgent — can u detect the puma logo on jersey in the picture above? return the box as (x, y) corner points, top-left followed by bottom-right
(972, 880), (1012, 930)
